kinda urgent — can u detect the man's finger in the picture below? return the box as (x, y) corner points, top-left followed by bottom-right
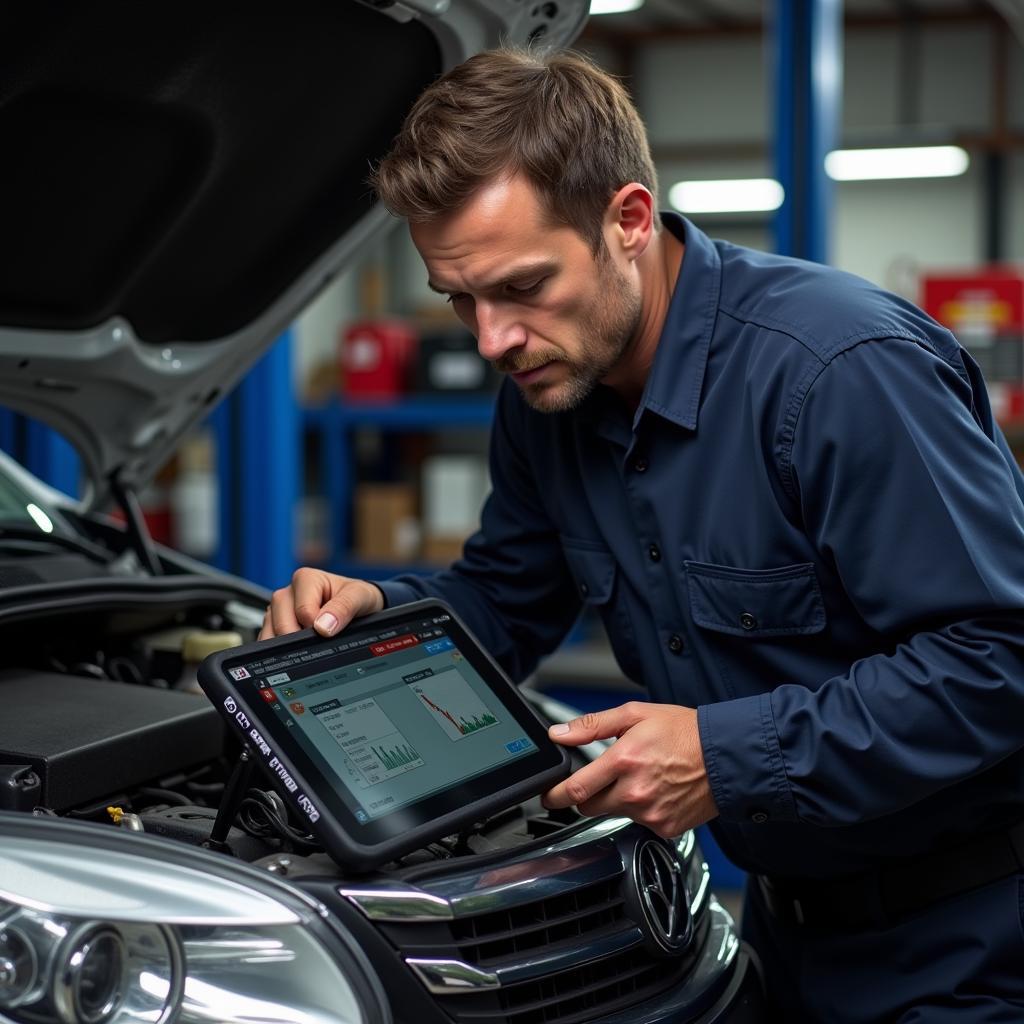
(258, 606), (274, 641)
(573, 785), (626, 821)
(541, 751), (621, 810)
(547, 701), (649, 746)
(312, 581), (383, 636)
(291, 569), (335, 629)
(268, 586), (303, 637)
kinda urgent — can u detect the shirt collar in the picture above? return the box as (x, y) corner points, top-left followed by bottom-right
(577, 213), (721, 435)
(635, 213), (721, 431)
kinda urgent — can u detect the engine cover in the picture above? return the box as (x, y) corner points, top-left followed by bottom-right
(0, 669), (223, 811)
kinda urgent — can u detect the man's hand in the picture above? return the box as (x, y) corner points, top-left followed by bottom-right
(259, 568), (384, 640)
(542, 701), (718, 838)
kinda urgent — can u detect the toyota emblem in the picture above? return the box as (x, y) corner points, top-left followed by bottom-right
(630, 839), (692, 955)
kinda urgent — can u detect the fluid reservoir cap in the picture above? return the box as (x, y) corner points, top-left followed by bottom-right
(181, 631), (243, 663)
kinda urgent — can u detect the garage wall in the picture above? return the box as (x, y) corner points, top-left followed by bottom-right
(1011, 151), (1024, 262)
(832, 171), (985, 292)
(638, 36), (769, 146)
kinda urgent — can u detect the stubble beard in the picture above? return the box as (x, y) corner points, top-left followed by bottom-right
(502, 258), (643, 414)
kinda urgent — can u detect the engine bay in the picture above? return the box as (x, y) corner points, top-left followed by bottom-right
(0, 591), (587, 877)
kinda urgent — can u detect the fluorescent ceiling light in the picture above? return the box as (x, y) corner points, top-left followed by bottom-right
(589, 0), (644, 13)
(825, 146), (969, 181)
(669, 178), (785, 214)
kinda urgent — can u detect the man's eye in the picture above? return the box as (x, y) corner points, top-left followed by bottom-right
(508, 280), (544, 298)
(445, 293), (469, 305)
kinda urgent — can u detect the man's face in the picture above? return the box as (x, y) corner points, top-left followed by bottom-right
(410, 175), (642, 413)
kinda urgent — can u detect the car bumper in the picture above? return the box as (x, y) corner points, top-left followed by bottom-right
(596, 898), (767, 1024)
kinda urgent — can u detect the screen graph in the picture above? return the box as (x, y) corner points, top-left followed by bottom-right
(314, 696), (424, 785)
(412, 671), (500, 742)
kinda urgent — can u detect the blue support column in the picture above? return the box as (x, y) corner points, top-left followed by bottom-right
(322, 401), (349, 571)
(771, 0), (842, 263)
(236, 330), (298, 590)
(0, 410), (80, 499)
(25, 420), (80, 498)
(208, 331), (297, 584)
(0, 410), (17, 458)
(209, 399), (235, 574)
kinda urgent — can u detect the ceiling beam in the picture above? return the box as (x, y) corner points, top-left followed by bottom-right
(581, 7), (1001, 44)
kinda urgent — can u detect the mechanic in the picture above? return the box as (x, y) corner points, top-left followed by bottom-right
(262, 48), (1024, 1021)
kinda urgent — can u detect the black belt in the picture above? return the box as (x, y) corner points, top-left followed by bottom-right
(756, 819), (1024, 931)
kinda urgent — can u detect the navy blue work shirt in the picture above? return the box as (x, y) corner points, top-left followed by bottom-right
(380, 213), (1024, 879)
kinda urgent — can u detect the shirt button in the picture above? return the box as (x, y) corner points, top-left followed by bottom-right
(740, 612), (757, 631)
(579, 582), (589, 598)
(633, 456), (649, 473)
(750, 810), (769, 824)
(648, 544), (661, 562)
(667, 634), (684, 654)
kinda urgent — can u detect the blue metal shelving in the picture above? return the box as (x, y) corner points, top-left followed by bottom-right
(303, 395), (496, 573)
(303, 395), (495, 431)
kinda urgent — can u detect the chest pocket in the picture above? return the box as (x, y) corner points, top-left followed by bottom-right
(684, 560), (826, 637)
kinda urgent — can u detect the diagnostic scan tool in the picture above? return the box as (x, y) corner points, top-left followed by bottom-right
(199, 599), (571, 869)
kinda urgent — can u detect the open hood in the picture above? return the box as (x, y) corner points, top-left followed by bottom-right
(0, 0), (589, 510)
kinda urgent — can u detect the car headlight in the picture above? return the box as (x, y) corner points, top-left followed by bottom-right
(0, 817), (387, 1024)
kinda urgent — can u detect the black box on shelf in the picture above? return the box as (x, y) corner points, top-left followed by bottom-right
(415, 328), (500, 395)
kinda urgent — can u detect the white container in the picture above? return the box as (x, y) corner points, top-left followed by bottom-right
(421, 455), (489, 536)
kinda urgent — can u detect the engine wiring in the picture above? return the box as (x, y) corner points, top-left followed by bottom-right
(236, 788), (322, 853)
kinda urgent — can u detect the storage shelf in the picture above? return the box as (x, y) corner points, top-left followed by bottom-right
(303, 395), (497, 572)
(330, 558), (452, 581)
(303, 395), (496, 431)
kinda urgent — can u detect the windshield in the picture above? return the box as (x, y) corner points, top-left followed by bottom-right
(0, 450), (74, 537)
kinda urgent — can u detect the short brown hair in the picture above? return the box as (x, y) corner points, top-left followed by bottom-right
(369, 47), (659, 252)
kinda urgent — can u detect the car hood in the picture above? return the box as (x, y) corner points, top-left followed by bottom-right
(0, 1), (588, 511)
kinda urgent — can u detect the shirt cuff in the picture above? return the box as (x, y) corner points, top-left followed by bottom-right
(375, 579), (422, 610)
(698, 692), (799, 825)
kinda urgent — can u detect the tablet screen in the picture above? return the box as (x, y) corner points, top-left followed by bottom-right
(210, 602), (566, 863)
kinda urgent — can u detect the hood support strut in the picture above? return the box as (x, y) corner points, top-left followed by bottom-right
(109, 471), (163, 577)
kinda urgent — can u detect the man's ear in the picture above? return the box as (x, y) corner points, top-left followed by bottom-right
(605, 184), (654, 262)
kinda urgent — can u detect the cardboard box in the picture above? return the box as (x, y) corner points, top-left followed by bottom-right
(354, 484), (419, 562)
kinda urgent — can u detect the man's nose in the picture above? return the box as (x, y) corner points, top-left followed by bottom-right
(474, 301), (527, 362)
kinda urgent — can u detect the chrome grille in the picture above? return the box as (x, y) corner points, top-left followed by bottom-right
(448, 876), (625, 965)
(342, 822), (709, 1024)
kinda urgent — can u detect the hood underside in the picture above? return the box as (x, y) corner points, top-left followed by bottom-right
(0, 0), (589, 508)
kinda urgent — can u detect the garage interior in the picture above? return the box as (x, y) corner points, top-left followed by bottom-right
(2, 0), (1023, 906)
